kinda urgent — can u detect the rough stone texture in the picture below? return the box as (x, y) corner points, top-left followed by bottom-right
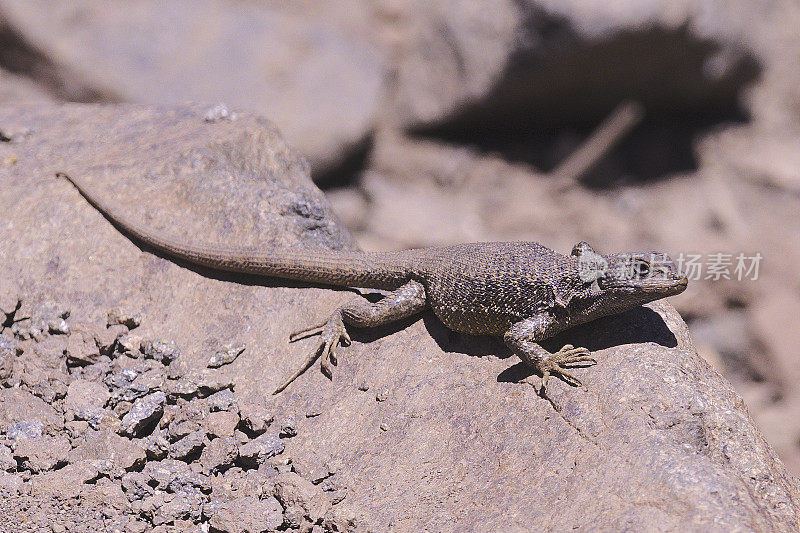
(106, 307), (141, 329)
(65, 328), (100, 365)
(207, 343), (245, 368)
(0, 388), (61, 435)
(0, 444), (16, 472)
(29, 460), (100, 497)
(168, 429), (206, 461)
(200, 436), (238, 474)
(273, 472), (330, 526)
(208, 495), (283, 533)
(120, 391), (166, 437)
(5, 419), (43, 441)
(12, 435), (70, 473)
(140, 339), (179, 365)
(204, 411), (239, 438)
(0, 102), (798, 530)
(0, 472), (24, 495)
(121, 471), (153, 502)
(64, 378), (110, 413)
(336, 124), (800, 475)
(69, 430), (146, 473)
(238, 434), (284, 469)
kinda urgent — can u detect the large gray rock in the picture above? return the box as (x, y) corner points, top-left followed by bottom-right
(0, 0), (523, 175)
(0, 0), (386, 174)
(0, 103), (797, 529)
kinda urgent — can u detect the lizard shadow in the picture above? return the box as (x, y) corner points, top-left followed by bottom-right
(354, 305), (678, 382)
(443, 305), (677, 384)
(497, 305), (678, 382)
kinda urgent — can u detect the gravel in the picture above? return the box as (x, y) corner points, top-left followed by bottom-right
(0, 298), (349, 530)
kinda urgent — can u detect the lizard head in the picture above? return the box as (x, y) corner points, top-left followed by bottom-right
(571, 241), (688, 309)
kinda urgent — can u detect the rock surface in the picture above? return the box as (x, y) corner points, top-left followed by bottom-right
(0, 0), (386, 174)
(0, 103), (798, 530)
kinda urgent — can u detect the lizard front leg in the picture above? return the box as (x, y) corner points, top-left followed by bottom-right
(504, 316), (596, 390)
(273, 280), (427, 394)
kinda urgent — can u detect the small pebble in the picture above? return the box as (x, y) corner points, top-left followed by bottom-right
(280, 416), (298, 438)
(206, 389), (237, 413)
(203, 103), (236, 122)
(47, 318), (70, 335)
(120, 391), (167, 437)
(207, 343), (245, 368)
(140, 340), (180, 365)
(106, 307), (142, 329)
(6, 420), (43, 440)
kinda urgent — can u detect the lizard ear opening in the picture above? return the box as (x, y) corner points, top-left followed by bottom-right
(571, 241), (595, 257)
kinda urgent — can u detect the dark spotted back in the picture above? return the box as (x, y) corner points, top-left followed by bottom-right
(405, 242), (576, 335)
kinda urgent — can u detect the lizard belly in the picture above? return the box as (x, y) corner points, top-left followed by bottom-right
(432, 305), (513, 336)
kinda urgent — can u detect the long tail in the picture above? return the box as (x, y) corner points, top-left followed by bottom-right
(58, 172), (411, 289)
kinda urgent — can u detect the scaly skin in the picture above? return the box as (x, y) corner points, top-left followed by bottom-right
(60, 172), (688, 394)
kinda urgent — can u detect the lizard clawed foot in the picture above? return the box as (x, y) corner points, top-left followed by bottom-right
(273, 312), (351, 395)
(522, 344), (596, 391)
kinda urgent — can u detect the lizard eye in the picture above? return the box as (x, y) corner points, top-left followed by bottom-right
(631, 260), (650, 279)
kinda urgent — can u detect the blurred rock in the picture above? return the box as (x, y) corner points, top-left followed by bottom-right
(0, 68), (53, 104)
(0, 0), (386, 175)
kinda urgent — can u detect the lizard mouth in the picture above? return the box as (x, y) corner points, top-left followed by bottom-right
(599, 276), (688, 294)
(642, 276), (688, 295)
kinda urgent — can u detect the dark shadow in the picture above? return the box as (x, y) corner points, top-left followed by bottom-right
(495, 306), (678, 383)
(423, 312), (511, 359)
(349, 313), (427, 345)
(314, 135), (374, 189)
(412, 17), (761, 185)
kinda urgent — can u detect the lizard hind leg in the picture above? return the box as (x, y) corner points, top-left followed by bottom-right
(273, 280), (427, 395)
(273, 311), (351, 394)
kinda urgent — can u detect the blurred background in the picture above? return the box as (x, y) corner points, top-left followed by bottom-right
(1, 0), (799, 472)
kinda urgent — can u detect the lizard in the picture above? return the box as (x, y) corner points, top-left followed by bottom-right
(59, 172), (688, 394)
